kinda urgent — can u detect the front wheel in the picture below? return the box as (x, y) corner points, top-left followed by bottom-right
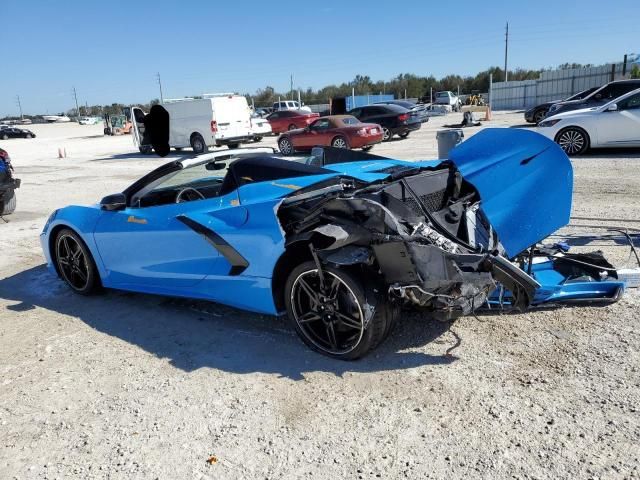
(555, 127), (589, 156)
(54, 229), (101, 295)
(331, 136), (349, 149)
(533, 109), (547, 124)
(284, 261), (392, 359)
(278, 136), (294, 155)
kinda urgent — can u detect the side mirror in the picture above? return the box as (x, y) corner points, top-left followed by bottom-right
(100, 193), (127, 211)
(606, 103), (618, 112)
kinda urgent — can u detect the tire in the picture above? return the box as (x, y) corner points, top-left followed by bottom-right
(1, 188), (16, 215)
(399, 132), (410, 139)
(533, 109), (548, 124)
(190, 133), (208, 154)
(227, 143), (240, 149)
(1, 134), (8, 140)
(53, 228), (101, 295)
(555, 127), (589, 156)
(288, 124), (297, 131)
(284, 261), (392, 360)
(362, 145), (374, 151)
(278, 136), (294, 155)
(25, 133), (33, 139)
(382, 127), (392, 142)
(139, 145), (152, 154)
(331, 136), (349, 149)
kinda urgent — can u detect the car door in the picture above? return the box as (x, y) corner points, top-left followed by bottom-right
(93, 190), (244, 290)
(296, 118), (332, 148)
(596, 92), (640, 146)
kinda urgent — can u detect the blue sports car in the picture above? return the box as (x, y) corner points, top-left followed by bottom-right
(40, 129), (624, 359)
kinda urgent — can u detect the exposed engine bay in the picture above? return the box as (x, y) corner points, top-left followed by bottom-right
(277, 149), (624, 320)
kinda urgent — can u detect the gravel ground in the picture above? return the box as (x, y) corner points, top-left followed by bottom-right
(1, 112), (639, 480)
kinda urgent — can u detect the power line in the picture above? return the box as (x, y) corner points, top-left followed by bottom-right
(156, 73), (164, 103)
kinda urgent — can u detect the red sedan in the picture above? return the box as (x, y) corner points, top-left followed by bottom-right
(277, 115), (383, 155)
(266, 110), (319, 134)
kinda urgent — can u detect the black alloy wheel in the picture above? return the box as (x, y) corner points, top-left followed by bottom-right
(54, 229), (99, 294)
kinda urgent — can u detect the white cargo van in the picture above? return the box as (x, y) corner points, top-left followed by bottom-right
(131, 94), (253, 154)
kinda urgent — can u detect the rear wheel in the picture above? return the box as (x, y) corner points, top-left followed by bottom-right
(1, 188), (16, 215)
(278, 136), (294, 155)
(555, 127), (589, 156)
(54, 229), (100, 295)
(284, 261), (392, 359)
(139, 145), (153, 154)
(382, 127), (392, 141)
(331, 136), (349, 149)
(190, 133), (208, 154)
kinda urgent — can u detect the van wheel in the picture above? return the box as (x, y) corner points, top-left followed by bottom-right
(190, 133), (208, 154)
(139, 146), (152, 154)
(227, 143), (240, 149)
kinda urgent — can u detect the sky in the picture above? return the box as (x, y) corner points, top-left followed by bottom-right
(2, 0), (639, 116)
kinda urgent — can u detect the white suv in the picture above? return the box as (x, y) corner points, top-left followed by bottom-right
(272, 101), (312, 112)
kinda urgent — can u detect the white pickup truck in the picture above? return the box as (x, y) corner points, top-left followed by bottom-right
(435, 91), (462, 112)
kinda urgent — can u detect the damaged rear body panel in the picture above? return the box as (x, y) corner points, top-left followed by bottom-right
(276, 129), (623, 319)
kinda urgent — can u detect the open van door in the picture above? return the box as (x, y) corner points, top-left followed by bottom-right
(131, 107), (153, 154)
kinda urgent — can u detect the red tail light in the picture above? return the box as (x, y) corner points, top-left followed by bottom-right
(398, 113), (409, 121)
(210, 120), (218, 133)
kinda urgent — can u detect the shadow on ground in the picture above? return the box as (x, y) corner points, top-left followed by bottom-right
(0, 265), (456, 380)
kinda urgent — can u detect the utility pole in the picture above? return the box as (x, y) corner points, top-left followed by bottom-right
(15, 95), (23, 120)
(156, 73), (164, 103)
(504, 22), (509, 82)
(72, 87), (80, 119)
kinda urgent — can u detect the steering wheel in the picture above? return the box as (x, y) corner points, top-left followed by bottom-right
(176, 187), (205, 203)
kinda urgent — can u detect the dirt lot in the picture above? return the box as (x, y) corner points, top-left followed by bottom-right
(1, 112), (639, 480)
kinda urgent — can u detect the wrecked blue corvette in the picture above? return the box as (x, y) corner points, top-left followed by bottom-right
(40, 129), (624, 359)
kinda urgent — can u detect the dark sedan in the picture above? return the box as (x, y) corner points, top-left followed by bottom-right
(546, 79), (640, 118)
(524, 87), (599, 124)
(0, 127), (36, 140)
(348, 104), (421, 141)
(375, 100), (430, 123)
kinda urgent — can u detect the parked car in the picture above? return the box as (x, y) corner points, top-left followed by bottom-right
(434, 91), (461, 111)
(272, 100), (312, 112)
(536, 88), (640, 155)
(254, 107), (272, 117)
(0, 148), (20, 215)
(375, 100), (430, 123)
(40, 130), (623, 359)
(266, 110), (319, 134)
(250, 114), (272, 142)
(132, 94), (253, 154)
(348, 104), (421, 141)
(546, 79), (640, 118)
(0, 127), (36, 140)
(524, 87), (599, 124)
(79, 116), (101, 125)
(277, 115), (383, 155)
